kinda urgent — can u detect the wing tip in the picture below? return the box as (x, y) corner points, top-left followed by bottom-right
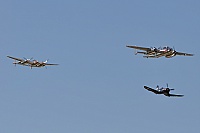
(126, 45), (137, 48)
(144, 86), (149, 89)
(126, 45), (132, 48)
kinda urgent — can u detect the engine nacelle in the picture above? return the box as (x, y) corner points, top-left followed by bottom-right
(165, 52), (176, 58)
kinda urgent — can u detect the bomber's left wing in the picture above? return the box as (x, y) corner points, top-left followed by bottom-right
(144, 86), (160, 94)
(176, 52), (194, 56)
(126, 45), (151, 51)
(168, 93), (184, 97)
(7, 56), (24, 62)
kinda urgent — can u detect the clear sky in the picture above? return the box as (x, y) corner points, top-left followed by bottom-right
(0, 0), (199, 133)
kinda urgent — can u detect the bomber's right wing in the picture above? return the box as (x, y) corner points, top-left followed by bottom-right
(126, 45), (151, 51)
(144, 86), (160, 94)
(7, 56), (24, 62)
(176, 51), (194, 56)
(45, 63), (59, 66)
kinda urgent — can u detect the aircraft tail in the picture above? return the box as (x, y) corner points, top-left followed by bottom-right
(156, 85), (159, 90)
(44, 59), (49, 63)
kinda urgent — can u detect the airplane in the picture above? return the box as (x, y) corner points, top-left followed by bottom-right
(126, 45), (194, 58)
(144, 84), (184, 97)
(7, 56), (58, 69)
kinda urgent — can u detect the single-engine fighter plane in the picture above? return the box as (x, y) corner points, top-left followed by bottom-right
(144, 84), (184, 97)
(126, 45), (194, 58)
(7, 56), (58, 69)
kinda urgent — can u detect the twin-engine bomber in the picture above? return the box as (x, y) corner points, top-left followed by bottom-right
(126, 45), (193, 58)
(7, 56), (58, 69)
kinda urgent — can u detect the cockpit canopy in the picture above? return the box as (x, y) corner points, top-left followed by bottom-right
(158, 46), (173, 50)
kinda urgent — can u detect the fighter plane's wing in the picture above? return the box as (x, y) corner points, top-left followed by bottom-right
(176, 52), (194, 56)
(126, 45), (151, 51)
(168, 94), (184, 97)
(7, 56), (24, 62)
(144, 86), (160, 94)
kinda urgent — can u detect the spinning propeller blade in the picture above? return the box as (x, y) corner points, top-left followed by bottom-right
(166, 83), (175, 90)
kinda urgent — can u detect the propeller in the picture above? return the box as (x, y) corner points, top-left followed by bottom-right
(166, 83), (175, 91)
(151, 47), (157, 52)
(173, 46), (176, 51)
(173, 46), (177, 53)
(134, 49), (137, 55)
(14, 60), (16, 67)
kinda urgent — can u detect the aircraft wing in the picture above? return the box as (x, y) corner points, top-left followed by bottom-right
(45, 63), (59, 66)
(168, 94), (184, 97)
(176, 52), (194, 56)
(126, 45), (151, 51)
(143, 55), (158, 58)
(144, 86), (160, 94)
(7, 56), (24, 62)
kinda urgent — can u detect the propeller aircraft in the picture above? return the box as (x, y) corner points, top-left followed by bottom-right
(144, 84), (184, 97)
(7, 56), (58, 69)
(126, 45), (194, 58)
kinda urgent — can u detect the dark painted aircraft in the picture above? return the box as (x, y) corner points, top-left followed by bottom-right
(144, 84), (184, 97)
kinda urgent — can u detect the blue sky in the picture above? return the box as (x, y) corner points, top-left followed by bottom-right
(0, 0), (199, 133)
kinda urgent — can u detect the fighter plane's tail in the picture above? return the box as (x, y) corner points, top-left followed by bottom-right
(156, 85), (159, 90)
